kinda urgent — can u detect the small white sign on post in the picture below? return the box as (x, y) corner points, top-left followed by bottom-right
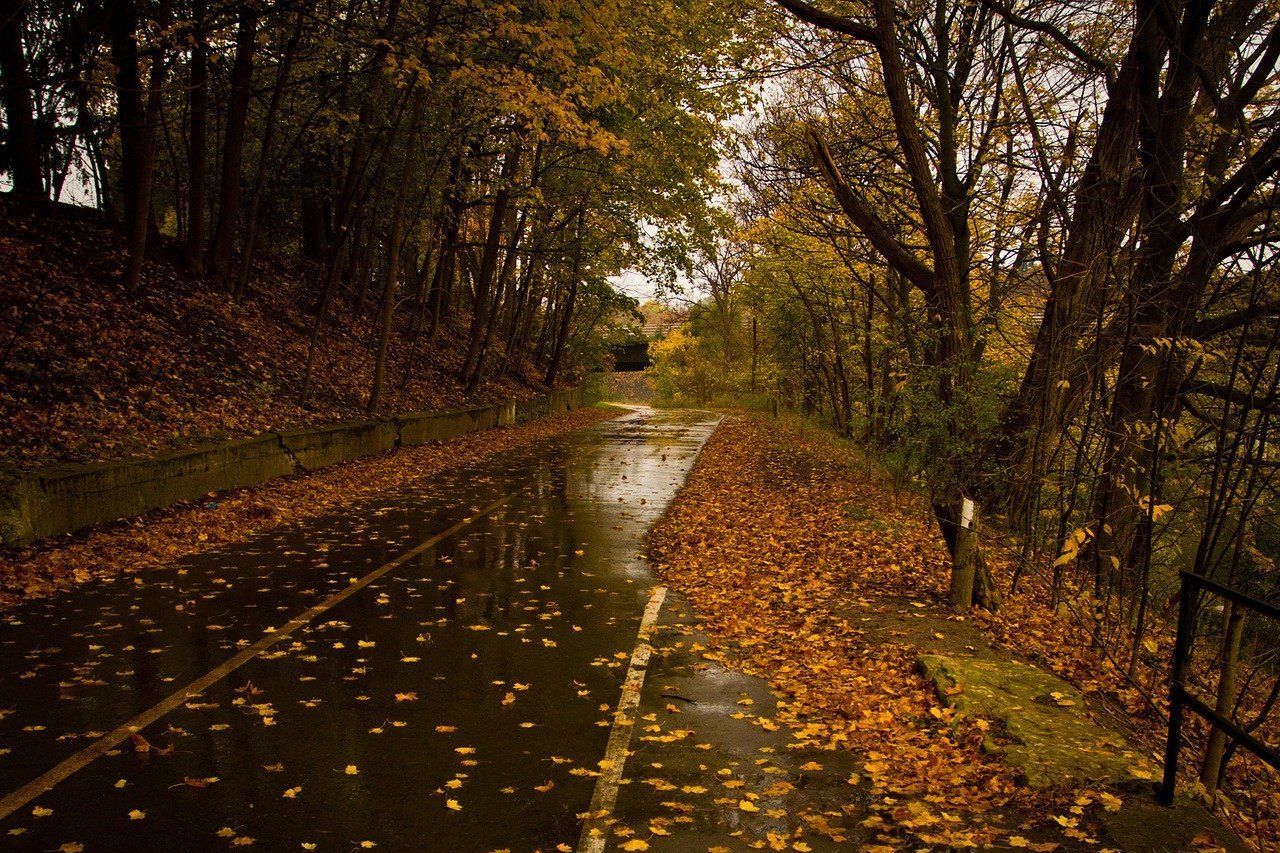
(960, 497), (975, 530)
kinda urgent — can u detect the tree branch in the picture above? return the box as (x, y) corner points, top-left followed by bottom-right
(1192, 300), (1280, 339)
(773, 0), (880, 44)
(979, 0), (1111, 80)
(1180, 379), (1280, 413)
(806, 128), (935, 294)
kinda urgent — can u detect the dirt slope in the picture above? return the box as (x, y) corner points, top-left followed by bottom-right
(1, 197), (549, 469)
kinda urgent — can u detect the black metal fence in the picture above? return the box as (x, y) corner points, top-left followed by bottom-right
(1160, 570), (1280, 805)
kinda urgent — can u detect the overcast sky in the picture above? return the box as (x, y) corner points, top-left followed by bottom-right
(610, 270), (662, 304)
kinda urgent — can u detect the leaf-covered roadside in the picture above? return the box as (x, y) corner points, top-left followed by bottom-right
(0, 405), (619, 607)
(648, 414), (1179, 851)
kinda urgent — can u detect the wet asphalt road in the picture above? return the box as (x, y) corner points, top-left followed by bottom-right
(0, 409), (721, 852)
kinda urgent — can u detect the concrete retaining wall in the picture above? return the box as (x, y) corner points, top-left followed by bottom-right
(279, 420), (398, 470)
(397, 401), (516, 445)
(515, 387), (581, 423)
(0, 390), (580, 547)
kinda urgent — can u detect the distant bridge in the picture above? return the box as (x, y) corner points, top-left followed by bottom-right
(610, 341), (651, 371)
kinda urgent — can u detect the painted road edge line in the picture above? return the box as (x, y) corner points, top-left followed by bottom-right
(0, 490), (519, 822)
(578, 584), (669, 853)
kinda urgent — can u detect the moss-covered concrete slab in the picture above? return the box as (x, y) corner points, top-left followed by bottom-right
(918, 653), (1157, 788)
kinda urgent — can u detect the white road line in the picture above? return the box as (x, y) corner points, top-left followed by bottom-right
(578, 585), (669, 853)
(0, 490), (518, 822)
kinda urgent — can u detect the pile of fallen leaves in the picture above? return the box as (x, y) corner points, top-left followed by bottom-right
(649, 414), (1186, 851)
(0, 197), (555, 468)
(0, 405), (618, 606)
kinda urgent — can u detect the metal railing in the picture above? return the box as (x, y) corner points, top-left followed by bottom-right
(1160, 570), (1280, 805)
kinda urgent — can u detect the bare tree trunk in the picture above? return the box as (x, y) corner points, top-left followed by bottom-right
(862, 284), (876, 441)
(466, 206), (526, 393)
(184, 0), (208, 275)
(426, 148), (465, 340)
(209, 3), (259, 283)
(369, 188), (408, 415)
(461, 142), (522, 380)
(751, 314), (758, 393)
(1086, 0), (1212, 586)
(121, 11), (168, 293)
(994, 10), (1163, 519)
(107, 0), (145, 226)
(0, 0), (44, 198)
(368, 82), (430, 412)
(948, 499), (979, 607)
(298, 86), (412, 406)
(544, 277), (577, 387)
(506, 258), (544, 366)
(1199, 602), (1245, 795)
(545, 206), (585, 387)
(234, 11), (305, 299)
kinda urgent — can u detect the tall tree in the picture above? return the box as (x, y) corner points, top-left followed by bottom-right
(776, 0), (1003, 606)
(0, 0), (43, 198)
(184, 0), (209, 274)
(209, 1), (259, 282)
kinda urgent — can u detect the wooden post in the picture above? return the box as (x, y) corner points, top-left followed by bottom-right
(950, 497), (978, 608)
(1199, 601), (1245, 794)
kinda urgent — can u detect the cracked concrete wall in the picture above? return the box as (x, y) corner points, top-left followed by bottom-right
(278, 420), (399, 471)
(515, 388), (581, 423)
(0, 392), (577, 547)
